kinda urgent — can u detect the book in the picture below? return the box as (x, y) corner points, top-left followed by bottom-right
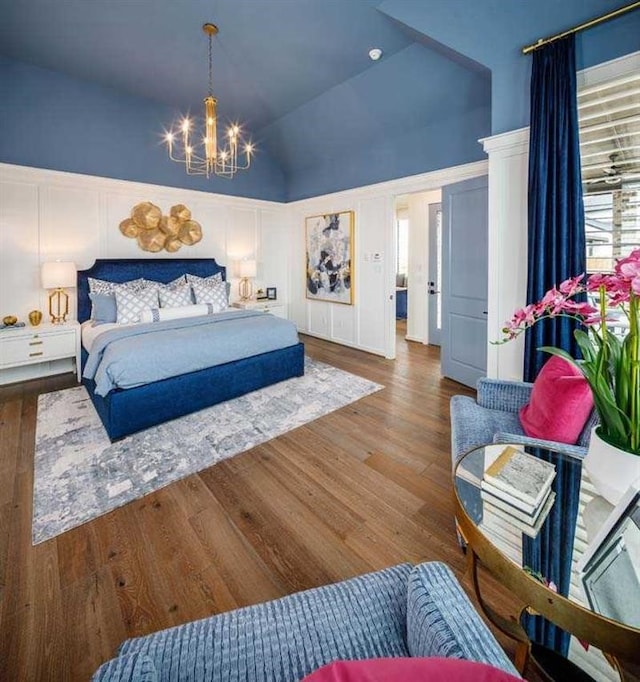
(481, 485), (553, 524)
(480, 480), (541, 515)
(483, 491), (556, 539)
(484, 446), (556, 507)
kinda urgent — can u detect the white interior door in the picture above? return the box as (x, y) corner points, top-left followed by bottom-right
(441, 176), (488, 387)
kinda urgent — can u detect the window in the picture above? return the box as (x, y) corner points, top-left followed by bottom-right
(579, 70), (640, 273)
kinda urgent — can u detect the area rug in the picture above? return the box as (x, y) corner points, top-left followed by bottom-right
(33, 357), (383, 544)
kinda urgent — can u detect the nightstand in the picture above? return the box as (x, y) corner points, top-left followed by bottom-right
(231, 300), (287, 319)
(0, 321), (81, 384)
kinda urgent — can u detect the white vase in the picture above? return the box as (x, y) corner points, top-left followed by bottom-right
(584, 428), (640, 506)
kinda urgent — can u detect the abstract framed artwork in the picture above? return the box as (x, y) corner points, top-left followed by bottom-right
(305, 211), (354, 305)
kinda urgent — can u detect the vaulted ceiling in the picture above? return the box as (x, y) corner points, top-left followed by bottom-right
(3, 1), (635, 201)
(0, 0), (492, 199)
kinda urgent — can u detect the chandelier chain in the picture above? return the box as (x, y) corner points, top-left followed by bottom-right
(208, 32), (213, 97)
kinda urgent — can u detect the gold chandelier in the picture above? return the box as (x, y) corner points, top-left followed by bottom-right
(164, 23), (253, 179)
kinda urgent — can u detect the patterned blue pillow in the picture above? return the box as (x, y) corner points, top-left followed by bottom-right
(88, 277), (146, 295)
(115, 287), (159, 324)
(143, 275), (187, 288)
(191, 279), (227, 312)
(185, 272), (223, 285)
(158, 283), (193, 308)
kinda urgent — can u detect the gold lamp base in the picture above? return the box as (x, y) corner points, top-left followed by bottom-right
(239, 277), (254, 301)
(49, 288), (69, 324)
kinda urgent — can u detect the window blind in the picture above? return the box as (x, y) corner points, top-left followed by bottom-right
(578, 71), (640, 273)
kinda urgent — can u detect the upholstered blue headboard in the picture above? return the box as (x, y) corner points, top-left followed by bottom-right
(77, 258), (226, 323)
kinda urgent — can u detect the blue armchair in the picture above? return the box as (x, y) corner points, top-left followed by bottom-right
(92, 562), (519, 681)
(450, 377), (598, 470)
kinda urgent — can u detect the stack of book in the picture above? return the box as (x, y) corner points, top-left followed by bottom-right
(480, 446), (556, 539)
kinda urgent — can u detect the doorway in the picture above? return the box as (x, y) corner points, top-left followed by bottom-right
(394, 190), (442, 347)
(428, 203), (442, 347)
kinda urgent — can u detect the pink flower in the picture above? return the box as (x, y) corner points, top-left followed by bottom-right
(615, 251), (640, 280)
(559, 275), (584, 296)
(560, 301), (598, 317)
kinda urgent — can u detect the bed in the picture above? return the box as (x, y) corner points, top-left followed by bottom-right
(78, 258), (304, 441)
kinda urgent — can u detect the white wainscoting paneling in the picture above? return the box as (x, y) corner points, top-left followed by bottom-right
(287, 160), (488, 358)
(0, 163), (286, 382)
(0, 180), (40, 322)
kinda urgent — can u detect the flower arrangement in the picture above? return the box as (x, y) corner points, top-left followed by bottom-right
(500, 250), (640, 456)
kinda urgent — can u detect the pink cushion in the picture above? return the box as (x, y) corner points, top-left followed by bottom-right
(302, 658), (521, 682)
(519, 356), (593, 444)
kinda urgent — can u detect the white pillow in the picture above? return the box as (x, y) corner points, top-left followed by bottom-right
(115, 287), (159, 324)
(191, 279), (227, 312)
(158, 282), (193, 308)
(139, 303), (217, 323)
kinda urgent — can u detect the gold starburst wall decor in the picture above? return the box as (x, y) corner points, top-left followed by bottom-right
(119, 202), (203, 253)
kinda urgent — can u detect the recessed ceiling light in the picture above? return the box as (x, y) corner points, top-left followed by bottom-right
(368, 48), (383, 61)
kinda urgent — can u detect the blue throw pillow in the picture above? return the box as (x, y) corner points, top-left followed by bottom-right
(89, 292), (117, 324)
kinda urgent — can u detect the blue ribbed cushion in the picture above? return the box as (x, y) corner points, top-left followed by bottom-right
(93, 653), (158, 682)
(94, 564), (412, 682)
(406, 563), (519, 677)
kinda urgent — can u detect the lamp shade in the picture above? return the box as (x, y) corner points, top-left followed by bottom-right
(41, 261), (76, 289)
(238, 259), (257, 278)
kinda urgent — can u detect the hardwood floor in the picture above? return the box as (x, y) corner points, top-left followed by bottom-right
(0, 327), (537, 681)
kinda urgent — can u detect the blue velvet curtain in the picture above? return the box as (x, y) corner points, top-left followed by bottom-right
(524, 34), (586, 383)
(522, 35), (585, 656)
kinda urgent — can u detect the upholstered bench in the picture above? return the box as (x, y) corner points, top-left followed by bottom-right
(92, 562), (518, 681)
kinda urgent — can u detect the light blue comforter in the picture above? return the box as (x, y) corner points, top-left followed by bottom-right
(83, 310), (300, 396)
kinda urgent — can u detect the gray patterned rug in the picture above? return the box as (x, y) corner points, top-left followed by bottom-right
(33, 358), (383, 544)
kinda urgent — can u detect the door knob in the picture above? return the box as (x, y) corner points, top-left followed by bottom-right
(429, 289), (440, 295)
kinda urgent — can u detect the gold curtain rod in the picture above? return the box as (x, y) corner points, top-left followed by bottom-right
(522, 1), (640, 54)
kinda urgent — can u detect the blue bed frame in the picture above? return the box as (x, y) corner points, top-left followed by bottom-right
(78, 258), (305, 441)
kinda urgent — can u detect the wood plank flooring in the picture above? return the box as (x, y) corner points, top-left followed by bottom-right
(1, 326), (538, 681)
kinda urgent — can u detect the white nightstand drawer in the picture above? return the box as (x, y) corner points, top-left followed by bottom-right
(1, 330), (76, 365)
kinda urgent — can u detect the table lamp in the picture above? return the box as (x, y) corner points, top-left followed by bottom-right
(238, 259), (257, 301)
(41, 261), (76, 323)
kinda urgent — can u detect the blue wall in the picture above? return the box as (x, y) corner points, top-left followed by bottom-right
(379, 0), (640, 135)
(0, 57), (287, 202)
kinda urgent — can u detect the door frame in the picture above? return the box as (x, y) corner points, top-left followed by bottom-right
(383, 160), (488, 359)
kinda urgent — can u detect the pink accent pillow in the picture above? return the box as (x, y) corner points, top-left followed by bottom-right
(519, 356), (593, 444)
(302, 658), (521, 682)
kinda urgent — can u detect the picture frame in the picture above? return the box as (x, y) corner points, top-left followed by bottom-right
(577, 481), (640, 626)
(266, 287), (277, 300)
(305, 211), (354, 305)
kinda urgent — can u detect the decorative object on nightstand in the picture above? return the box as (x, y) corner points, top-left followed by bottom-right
(256, 288), (266, 300)
(41, 261), (76, 324)
(2, 315), (18, 326)
(231, 299), (287, 319)
(237, 259), (257, 301)
(266, 287), (277, 300)
(28, 310), (43, 326)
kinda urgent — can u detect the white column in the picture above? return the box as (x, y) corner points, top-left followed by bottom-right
(481, 127), (530, 382)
